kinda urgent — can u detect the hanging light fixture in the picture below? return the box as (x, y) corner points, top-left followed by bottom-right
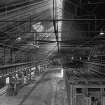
(99, 29), (104, 35)
(16, 37), (22, 41)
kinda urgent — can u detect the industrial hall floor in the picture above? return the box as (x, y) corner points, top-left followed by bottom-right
(0, 68), (68, 105)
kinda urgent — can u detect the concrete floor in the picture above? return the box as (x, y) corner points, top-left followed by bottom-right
(0, 68), (68, 105)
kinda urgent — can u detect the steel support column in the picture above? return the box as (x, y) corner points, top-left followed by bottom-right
(10, 48), (13, 64)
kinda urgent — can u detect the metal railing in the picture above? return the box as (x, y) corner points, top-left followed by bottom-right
(0, 61), (35, 78)
(0, 58), (49, 78)
(86, 62), (105, 75)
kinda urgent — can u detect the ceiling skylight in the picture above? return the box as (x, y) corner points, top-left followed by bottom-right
(32, 22), (44, 32)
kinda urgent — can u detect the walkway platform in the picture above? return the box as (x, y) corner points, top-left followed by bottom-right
(0, 68), (68, 105)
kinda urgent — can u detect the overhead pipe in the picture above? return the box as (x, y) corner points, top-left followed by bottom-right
(0, 18), (105, 22)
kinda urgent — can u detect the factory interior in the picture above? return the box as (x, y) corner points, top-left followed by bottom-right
(0, 0), (105, 105)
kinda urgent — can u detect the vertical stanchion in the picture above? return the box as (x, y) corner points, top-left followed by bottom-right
(101, 88), (104, 105)
(6, 76), (10, 96)
(3, 47), (5, 65)
(10, 48), (13, 64)
(64, 70), (70, 105)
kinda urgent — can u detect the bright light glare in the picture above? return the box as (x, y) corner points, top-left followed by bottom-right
(57, 0), (63, 7)
(32, 22), (44, 32)
(57, 68), (64, 78)
(16, 37), (22, 41)
(56, 0), (63, 41)
(31, 67), (36, 70)
(60, 68), (64, 77)
(100, 32), (104, 35)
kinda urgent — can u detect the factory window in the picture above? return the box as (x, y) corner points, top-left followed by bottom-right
(76, 88), (82, 93)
